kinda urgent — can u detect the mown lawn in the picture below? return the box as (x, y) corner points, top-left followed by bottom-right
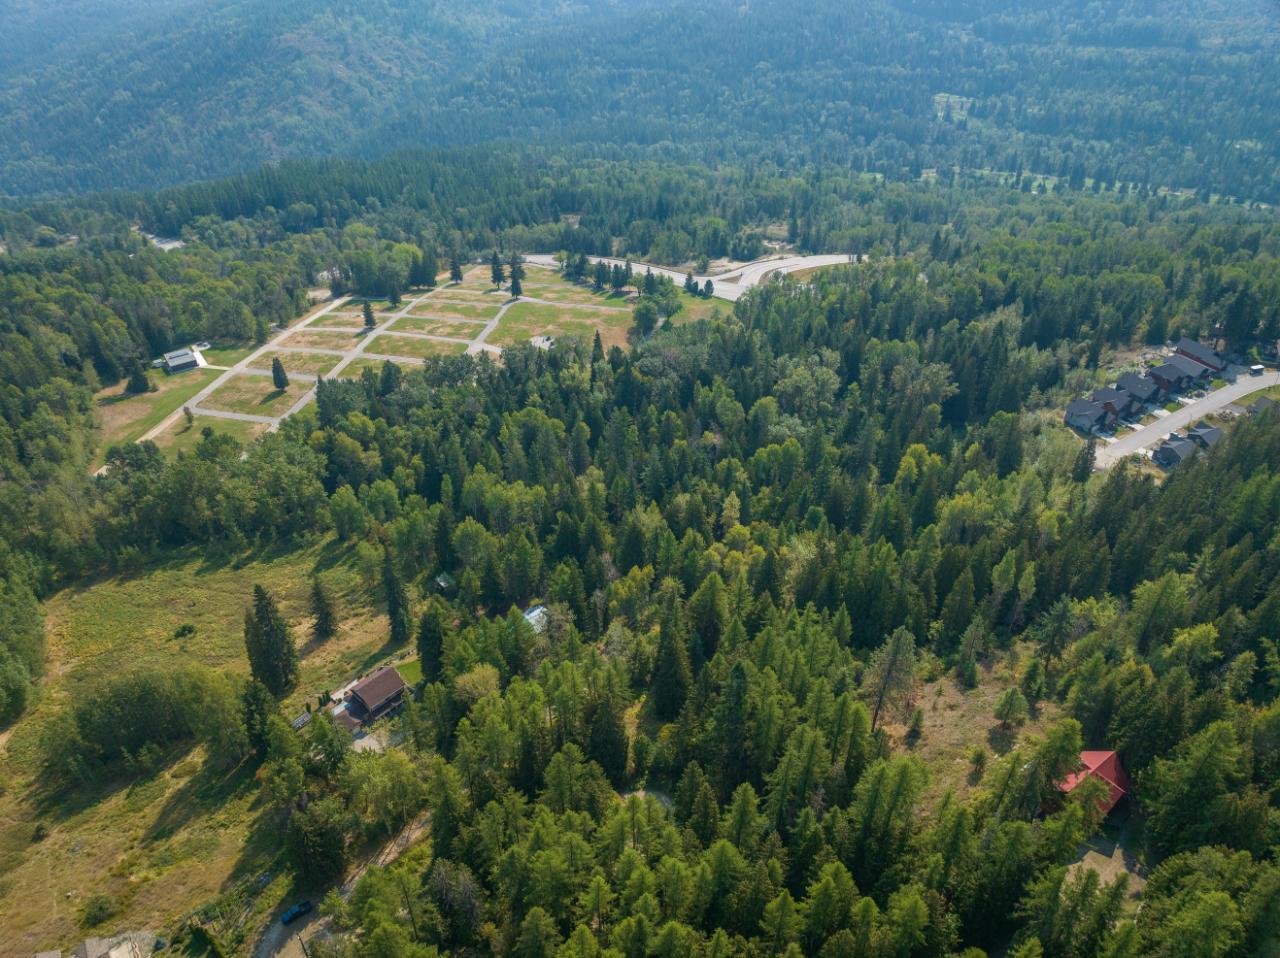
(93, 369), (221, 468)
(247, 349), (342, 378)
(151, 414), (269, 458)
(492, 301), (633, 350)
(200, 375), (301, 418)
(365, 333), (468, 360)
(390, 315), (486, 338)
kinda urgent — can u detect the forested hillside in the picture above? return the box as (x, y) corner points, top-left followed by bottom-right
(0, 0), (1277, 200)
(0, 151), (1278, 954)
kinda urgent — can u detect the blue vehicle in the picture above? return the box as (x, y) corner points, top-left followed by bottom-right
(280, 900), (313, 925)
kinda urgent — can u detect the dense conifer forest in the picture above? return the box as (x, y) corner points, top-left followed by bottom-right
(1, 1), (1279, 953)
(0, 144), (1277, 954)
(0, 0), (1277, 200)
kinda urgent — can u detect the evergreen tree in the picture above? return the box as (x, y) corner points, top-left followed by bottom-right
(244, 585), (298, 697)
(652, 588), (693, 720)
(703, 279), (715, 298)
(865, 627), (917, 731)
(511, 274), (523, 297)
(450, 254), (465, 284)
(416, 598), (450, 683)
(587, 697), (628, 788)
(310, 576), (337, 643)
(384, 548), (411, 646)
(126, 362), (152, 394)
(994, 687), (1030, 728)
(363, 301), (376, 328)
(1072, 438), (1097, 482)
(490, 251), (505, 287)
(271, 356), (289, 390)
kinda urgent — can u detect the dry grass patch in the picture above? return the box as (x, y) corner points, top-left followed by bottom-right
(492, 301), (633, 350)
(0, 541), (394, 955)
(365, 334), (468, 360)
(248, 349), (341, 378)
(334, 357), (414, 379)
(278, 329), (364, 350)
(406, 299), (500, 321)
(881, 645), (1061, 810)
(200, 375), (299, 418)
(391, 316), (486, 338)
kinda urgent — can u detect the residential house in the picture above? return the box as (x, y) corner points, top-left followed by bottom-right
(1250, 395), (1278, 416)
(1090, 386), (1134, 418)
(1187, 422), (1224, 450)
(1115, 372), (1160, 406)
(1150, 354), (1210, 393)
(1057, 750), (1132, 816)
(1174, 337), (1227, 373)
(1153, 435), (1197, 467)
(1065, 398), (1112, 432)
(331, 665), (406, 733)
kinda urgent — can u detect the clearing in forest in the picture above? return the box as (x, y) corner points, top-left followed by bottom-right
(493, 300), (632, 350)
(200, 374), (300, 418)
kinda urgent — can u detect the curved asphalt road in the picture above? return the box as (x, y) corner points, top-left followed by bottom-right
(524, 252), (858, 301)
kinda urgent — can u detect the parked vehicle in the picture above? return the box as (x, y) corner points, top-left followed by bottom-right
(281, 900), (313, 925)
(1251, 364), (1266, 376)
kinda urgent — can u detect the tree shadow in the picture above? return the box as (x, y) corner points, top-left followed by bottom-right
(143, 757), (258, 846)
(987, 723), (1016, 755)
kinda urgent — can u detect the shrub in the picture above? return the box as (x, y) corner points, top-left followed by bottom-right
(80, 892), (118, 928)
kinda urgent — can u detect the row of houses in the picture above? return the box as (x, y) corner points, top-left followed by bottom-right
(1065, 338), (1227, 433)
(1153, 421), (1224, 467)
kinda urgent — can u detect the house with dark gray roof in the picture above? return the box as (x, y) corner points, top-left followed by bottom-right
(1153, 435), (1198, 468)
(1175, 337), (1227, 373)
(1116, 372), (1160, 405)
(1187, 423), (1224, 449)
(1250, 395), (1278, 416)
(1065, 398), (1112, 432)
(1090, 386), (1134, 418)
(1151, 355), (1211, 392)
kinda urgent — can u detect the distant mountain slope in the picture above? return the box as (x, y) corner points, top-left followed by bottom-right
(0, 0), (1276, 199)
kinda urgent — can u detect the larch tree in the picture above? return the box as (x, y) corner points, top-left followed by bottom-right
(864, 626), (918, 731)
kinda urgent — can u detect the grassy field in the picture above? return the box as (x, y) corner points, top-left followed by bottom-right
(365, 334), (468, 360)
(334, 357), (409, 379)
(670, 290), (726, 325)
(200, 346), (256, 367)
(407, 298), (501, 320)
(390, 316), (486, 338)
(892, 645), (1061, 810)
(279, 329), (364, 350)
(92, 369), (221, 467)
(247, 349), (342, 378)
(493, 301), (633, 350)
(200, 375), (300, 418)
(0, 537), (406, 957)
(151, 414), (269, 457)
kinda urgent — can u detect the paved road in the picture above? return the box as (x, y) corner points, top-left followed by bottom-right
(524, 252), (858, 301)
(1094, 371), (1280, 467)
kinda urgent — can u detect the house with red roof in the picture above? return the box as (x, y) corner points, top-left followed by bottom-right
(1057, 750), (1131, 816)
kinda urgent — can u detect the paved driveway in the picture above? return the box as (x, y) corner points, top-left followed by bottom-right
(1095, 370), (1280, 467)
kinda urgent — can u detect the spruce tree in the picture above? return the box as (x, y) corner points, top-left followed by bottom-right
(384, 548), (411, 646)
(310, 576), (337, 643)
(271, 356), (289, 390)
(449, 255), (464, 283)
(126, 362), (152, 394)
(416, 598), (450, 683)
(652, 592), (692, 721)
(244, 585), (298, 697)
(490, 251), (505, 287)
(363, 301), (376, 329)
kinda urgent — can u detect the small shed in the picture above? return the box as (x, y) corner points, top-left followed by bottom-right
(522, 604), (549, 634)
(1058, 750), (1131, 816)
